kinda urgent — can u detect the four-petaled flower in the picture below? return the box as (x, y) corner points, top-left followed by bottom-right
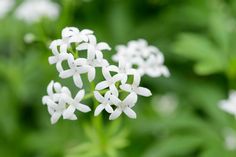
(109, 93), (138, 120)
(95, 67), (122, 96)
(94, 91), (114, 116)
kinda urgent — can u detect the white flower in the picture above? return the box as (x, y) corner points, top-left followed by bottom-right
(77, 35), (111, 60)
(48, 41), (69, 72)
(59, 54), (88, 88)
(42, 81), (90, 124)
(219, 90), (236, 116)
(107, 58), (136, 84)
(0, 0), (14, 19)
(69, 29), (93, 43)
(94, 91), (114, 116)
(95, 67), (122, 96)
(109, 93), (137, 120)
(62, 89), (91, 119)
(113, 39), (169, 77)
(15, 0), (59, 23)
(50, 27), (81, 54)
(120, 71), (152, 100)
(48, 27), (94, 73)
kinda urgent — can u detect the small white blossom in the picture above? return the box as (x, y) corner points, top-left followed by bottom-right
(120, 72), (152, 100)
(15, 0), (59, 23)
(109, 93), (138, 120)
(77, 35), (111, 60)
(59, 54), (88, 88)
(94, 91), (114, 116)
(42, 81), (90, 124)
(107, 58), (136, 84)
(113, 39), (169, 77)
(0, 0), (14, 19)
(95, 67), (122, 96)
(48, 42), (69, 72)
(219, 90), (236, 116)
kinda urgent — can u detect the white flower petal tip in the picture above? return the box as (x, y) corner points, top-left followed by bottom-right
(109, 109), (122, 120)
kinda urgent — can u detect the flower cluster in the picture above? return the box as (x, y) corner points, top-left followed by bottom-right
(43, 26), (169, 124)
(15, 0), (59, 23)
(42, 81), (90, 124)
(0, 0), (14, 19)
(219, 90), (236, 117)
(113, 39), (170, 77)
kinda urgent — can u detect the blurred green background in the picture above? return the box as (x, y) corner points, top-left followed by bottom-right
(1, 0), (236, 156)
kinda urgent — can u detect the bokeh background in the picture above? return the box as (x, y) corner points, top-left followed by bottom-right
(1, 0), (236, 157)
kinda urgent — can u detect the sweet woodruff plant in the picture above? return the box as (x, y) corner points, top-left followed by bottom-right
(42, 27), (169, 124)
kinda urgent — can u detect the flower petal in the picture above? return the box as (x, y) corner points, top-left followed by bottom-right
(95, 81), (109, 90)
(56, 61), (64, 72)
(111, 74), (122, 83)
(47, 80), (54, 96)
(88, 67), (96, 82)
(73, 74), (83, 88)
(124, 107), (136, 119)
(54, 82), (62, 93)
(75, 58), (87, 65)
(136, 87), (152, 97)
(48, 56), (57, 64)
(67, 114), (77, 120)
(75, 103), (91, 112)
(95, 50), (103, 60)
(75, 89), (85, 102)
(94, 91), (104, 103)
(110, 95), (121, 106)
(76, 43), (89, 51)
(60, 44), (68, 54)
(119, 84), (132, 92)
(88, 35), (97, 45)
(133, 71), (141, 86)
(59, 69), (74, 78)
(102, 67), (111, 80)
(81, 29), (93, 35)
(109, 84), (118, 96)
(61, 87), (72, 96)
(109, 108), (122, 120)
(63, 105), (76, 119)
(123, 93), (137, 106)
(51, 112), (61, 124)
(97, 42), (111, 50)
(105, 105), (113, 113)
(94, 104), (105, 116)
(107, 65), (119, 72)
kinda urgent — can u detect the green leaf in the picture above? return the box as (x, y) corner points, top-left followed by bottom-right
(143, 135), (203, 157)
(173, 33), (227, 75)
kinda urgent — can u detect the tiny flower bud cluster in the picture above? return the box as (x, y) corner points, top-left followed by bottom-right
(113, 39), (170, 77)
(42, 27), (169, 124)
